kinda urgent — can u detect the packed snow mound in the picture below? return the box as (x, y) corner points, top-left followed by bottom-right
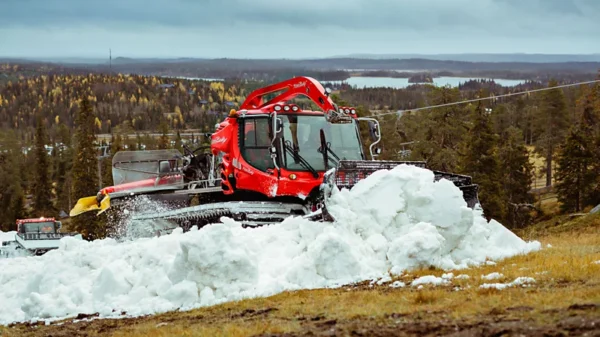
(0, 164), (541, 325)
(0, 230), (16, 244)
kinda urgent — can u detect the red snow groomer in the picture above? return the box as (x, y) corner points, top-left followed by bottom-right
(70, 76), (479, 231)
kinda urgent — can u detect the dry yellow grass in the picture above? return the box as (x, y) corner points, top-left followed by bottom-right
(2, 215), (599, 337)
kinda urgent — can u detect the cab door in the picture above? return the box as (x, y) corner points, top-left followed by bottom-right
(236, 115), (282, 196)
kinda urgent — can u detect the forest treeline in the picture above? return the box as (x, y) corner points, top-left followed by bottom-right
(4, 59), (599, 84)
(0, 72), (244, 134)
(0, 70), (599, 237)
(336, 76), (600, 227)
(71, 58), (600, 82)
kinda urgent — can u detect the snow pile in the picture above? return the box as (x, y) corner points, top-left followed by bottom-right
(480, 277), (536, 290)
(0, 164), (541, 325)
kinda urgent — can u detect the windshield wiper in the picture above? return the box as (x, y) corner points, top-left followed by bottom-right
(319, 129), (340, 169)
(283, 141), (319, 178)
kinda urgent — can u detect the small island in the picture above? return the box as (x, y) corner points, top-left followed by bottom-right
(408, 73), (434, 83)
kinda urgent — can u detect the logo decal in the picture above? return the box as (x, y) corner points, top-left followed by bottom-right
(213, 136), (227, 144)
(293, 81), (307, 88)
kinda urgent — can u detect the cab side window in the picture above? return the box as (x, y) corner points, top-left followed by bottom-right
(241, 118), (274, 172)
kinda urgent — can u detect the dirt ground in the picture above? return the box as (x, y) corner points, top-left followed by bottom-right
(259, 305), (600, 337)
(2, 301), (598, 337)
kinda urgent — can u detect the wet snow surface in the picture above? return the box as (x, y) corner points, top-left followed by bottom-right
(0, 165), (541, 325)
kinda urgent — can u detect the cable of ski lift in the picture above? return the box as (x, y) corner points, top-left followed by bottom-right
(371, 79), (600, 118)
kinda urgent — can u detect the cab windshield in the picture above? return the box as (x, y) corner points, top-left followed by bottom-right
(21, 222), (55, 233)
(280, 115), (363, 171)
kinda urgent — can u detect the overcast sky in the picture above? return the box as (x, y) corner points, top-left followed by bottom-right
(1, 0), (599, 59)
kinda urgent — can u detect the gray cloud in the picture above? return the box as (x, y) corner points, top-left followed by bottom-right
(1, 0), (599, 57)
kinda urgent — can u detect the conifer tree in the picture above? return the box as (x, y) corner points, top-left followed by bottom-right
(0, 131), (27, 230)
(403, 86), (468, 172)
(555, 129), (592, 212)
(498, 126), (534, 227)
(533, 80), (570, 187)
(55, 124), (73, 214)
(555, 84), (600, 212)
(124, 135), (137, 151)
(158, 118), (170, 149)
(174, 130), (183, 153)
(10, 183), (26, 223)
(582, 82), (600, 206)
(459, 102), (505, 222)
(136, 133), (143, 150)
(71, 96), (102, 239)
(32, 115), (55, 216)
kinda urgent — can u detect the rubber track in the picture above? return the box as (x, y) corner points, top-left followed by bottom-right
(160, 208), (233, 228)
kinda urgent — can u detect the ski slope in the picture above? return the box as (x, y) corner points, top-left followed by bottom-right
(0, 164), (541, 325)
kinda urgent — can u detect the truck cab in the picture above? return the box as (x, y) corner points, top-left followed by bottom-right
(17, 217), (61, 236)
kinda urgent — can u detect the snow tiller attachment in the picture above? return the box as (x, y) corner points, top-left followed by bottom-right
(70, 76), (480, 232)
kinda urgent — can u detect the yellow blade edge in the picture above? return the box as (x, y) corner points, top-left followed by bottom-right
(97, 195), (111, 216)
(70, 196), (100, 217)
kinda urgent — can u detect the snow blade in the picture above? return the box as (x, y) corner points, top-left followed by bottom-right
(97, 195), (111, 215)
(70, 196), (100, 217)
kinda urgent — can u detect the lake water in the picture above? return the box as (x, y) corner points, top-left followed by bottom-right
(173, 76), (224, 81)
(323, 76), (527, 88)
(169, 75), (528, 88)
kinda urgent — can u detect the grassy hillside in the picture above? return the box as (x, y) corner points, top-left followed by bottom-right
(3, 214), (599, 337)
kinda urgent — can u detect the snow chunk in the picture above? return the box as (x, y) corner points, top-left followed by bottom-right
(441, 273), (454, 280)
(372, 274), (392, 286)
(455, 274), (470, 280)
(411, 275), (450, 287)
(480, 277), (536, 290)
(390, 281), (406, 288)
(481, 272), (503, 280)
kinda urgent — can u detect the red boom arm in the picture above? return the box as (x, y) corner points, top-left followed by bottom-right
(240, 76), (337, 112)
